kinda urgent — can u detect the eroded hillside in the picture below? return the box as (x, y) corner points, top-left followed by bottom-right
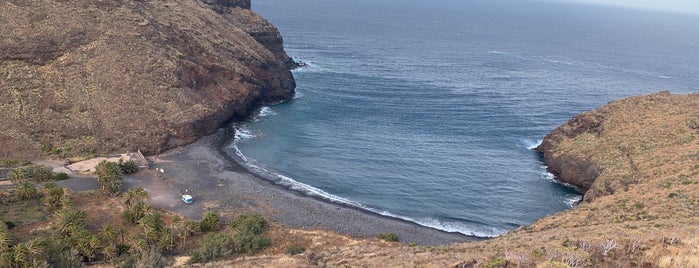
(0, 0), (295, 159)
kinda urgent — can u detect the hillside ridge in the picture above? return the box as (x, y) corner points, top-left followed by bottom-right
(0, 0), (295, 159)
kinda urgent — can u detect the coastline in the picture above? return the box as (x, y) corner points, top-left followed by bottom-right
(146, 127), (480, 246)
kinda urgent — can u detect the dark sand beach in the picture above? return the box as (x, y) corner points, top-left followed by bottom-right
(133, 128), (478, 245)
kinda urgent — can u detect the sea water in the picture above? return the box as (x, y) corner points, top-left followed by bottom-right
(226, 0), (699, 237)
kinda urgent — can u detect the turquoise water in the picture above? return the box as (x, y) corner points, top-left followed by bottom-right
(225, 0), (699, 237)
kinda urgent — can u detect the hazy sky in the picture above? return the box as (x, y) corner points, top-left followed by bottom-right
(558, 0), (699, 15)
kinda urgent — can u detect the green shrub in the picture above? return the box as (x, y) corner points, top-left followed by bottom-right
(200, 211), (221, 232)
(54, 173), (69, 180)
(118, 160), (140, 174)
(377, 232), (399, 242)
(233, 231), (270, 255)
(486, 257), (507, 268)
(229, 213), (267, 235)
(284, 244), (305, 255)
(189, 213), (272, 264)
(1, 159), (20, 167)
(190, 233), (235, 263)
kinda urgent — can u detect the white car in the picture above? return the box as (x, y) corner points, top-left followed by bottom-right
(181, 194), (193, 204)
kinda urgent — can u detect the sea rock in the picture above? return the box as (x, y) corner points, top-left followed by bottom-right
(0, 0), (294, 159)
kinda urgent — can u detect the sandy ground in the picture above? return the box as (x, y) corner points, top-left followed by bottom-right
(53, 130), (478, 245)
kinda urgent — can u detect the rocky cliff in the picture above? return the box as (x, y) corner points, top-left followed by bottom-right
(0, 0), (295, 159)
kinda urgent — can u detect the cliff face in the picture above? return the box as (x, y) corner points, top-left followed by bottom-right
(0, 0), (295, 159)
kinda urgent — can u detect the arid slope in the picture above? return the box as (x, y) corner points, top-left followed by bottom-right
(0, 0), (295, 159)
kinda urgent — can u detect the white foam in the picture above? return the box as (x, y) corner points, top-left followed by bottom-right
(234, 127), (256, 140)
(524, 139), (543, 150)
(544, 172), (555, 180)
(659, 75), (670, 79)
(564, 195), (583, 208)
(258, 106), (277, 117)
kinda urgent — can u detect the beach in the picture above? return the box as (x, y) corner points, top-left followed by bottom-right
(137, 128), (477, 246)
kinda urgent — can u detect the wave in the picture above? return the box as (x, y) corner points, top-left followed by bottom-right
(258, 106), (277, 117)
(523, 139), (543, 150)
(233, 126), (256, 140)
(228, 128), (501, 238)
(564, 195), (583, 208)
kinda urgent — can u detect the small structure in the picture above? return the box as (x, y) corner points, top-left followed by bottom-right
(181, 194), (193, 204)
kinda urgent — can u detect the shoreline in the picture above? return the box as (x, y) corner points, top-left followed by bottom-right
(147, 127), (480, 245)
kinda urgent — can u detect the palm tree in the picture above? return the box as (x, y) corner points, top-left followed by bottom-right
(124, 187), (149, 208)
(95, 161), (123, 195)
(9, 168), (27, 183)
(117, 227), (128, 245)
(100, 224), (117, 245)
(169, 214), (183, 252)
(124, 187), (150, 224)
(55, 208), (87, 239)
(17, 181), (38, 201)
(42, 183), (69, 212)
(0, 231), (9, 253)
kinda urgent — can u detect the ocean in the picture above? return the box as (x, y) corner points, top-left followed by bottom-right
(225, 0), (699, 237)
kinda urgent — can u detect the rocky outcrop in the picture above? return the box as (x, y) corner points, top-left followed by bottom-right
(536, 109), (608, 193)
(0, 0), (294, 159)
(536, 91), (699, 201)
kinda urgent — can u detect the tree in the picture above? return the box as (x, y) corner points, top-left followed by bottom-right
(95, 161), (123, 195)
(123, 188), (149, 224)
(54, 208), (88, 239)
(42, 183), (69, 212)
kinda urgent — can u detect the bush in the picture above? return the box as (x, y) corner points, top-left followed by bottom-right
(200, 211), (221, 232)
(229, 213), (267, 235)
(486, 257), (507, 268)
(54, 173), (69, 180)
(232, 231), (270, 255)
(189, 213), (272, 264)
(118, 160), (140, 174)
(377, 232), (399, 242)
(190, 233), (235, 263)
(284, 244), (305, 255)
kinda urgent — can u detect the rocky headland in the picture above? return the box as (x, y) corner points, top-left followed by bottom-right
(0, 0), (295, 159)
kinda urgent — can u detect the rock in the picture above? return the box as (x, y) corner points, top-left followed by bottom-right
(0, 0), (294, 159)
